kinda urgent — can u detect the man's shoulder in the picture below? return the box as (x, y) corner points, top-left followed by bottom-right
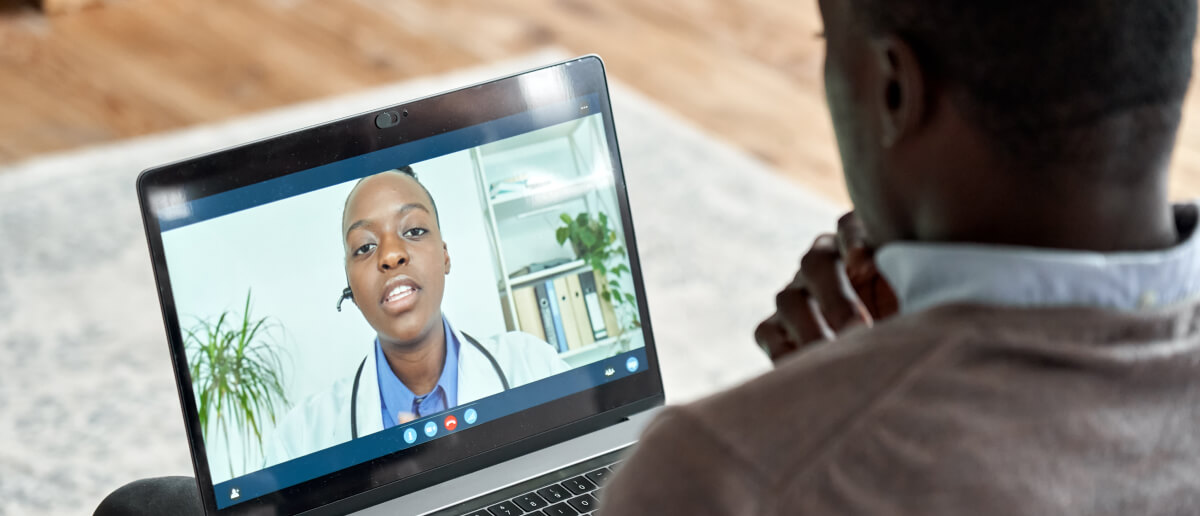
(665, 310), (961, 480)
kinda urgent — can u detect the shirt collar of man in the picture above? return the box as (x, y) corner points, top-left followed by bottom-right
(374, 317), (461, 428)
(875, 202), (1200, 314)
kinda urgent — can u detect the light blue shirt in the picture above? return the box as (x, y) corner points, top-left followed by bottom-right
(875, 209), (1200, 314)
(375, 317), (460, 429)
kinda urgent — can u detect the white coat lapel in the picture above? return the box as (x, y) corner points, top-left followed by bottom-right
(456, 328), (505, 404)
(352, 342), (384, 438)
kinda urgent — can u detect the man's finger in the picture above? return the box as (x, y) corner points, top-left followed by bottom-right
(800, 234), (865, 333)
(837, 212), (874, 279)
(775, 284), (824, 345)
(836, 212), (899, 320)
(755, 314), (798, 362)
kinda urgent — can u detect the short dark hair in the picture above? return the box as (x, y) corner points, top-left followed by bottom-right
(852, 0), (1197, 164)
(345, 165), (441, 228)
(391, 166), (440, 227)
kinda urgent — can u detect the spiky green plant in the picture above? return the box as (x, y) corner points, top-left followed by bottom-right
(184, 290), (289, 478)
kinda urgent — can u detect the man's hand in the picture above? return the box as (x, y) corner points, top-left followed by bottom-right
(755, 212), (898, 363)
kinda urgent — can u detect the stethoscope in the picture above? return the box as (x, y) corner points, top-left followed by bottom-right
(338, 287), (510, 439)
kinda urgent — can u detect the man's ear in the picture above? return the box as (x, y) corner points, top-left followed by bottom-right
(443, 242), (451, 275)
(871, 36), (926, 148)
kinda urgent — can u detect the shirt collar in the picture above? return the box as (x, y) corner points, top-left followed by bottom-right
(374, 316), (460, 420)
(875, 204), (1200, 314)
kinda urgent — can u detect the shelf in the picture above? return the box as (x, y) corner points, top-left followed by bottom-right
(505, 259), (591, 290)
(560, 337), (619, 359)
(560, 337), (626, 369)
(490, 174), (608, 220)
(478, 118), (585, 157)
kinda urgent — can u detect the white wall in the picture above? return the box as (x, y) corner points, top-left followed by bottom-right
(161, 149), (505, 482)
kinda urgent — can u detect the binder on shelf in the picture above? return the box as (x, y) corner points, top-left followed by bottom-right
(511, 286), (546, 341)
(555, 276), (584, 351)
(565, 273), (596, 348)
(543, 279), (569, 353)
(595, 271), (622, 339)
(577, 270), (608, 340)
(534, 282), (561, 351)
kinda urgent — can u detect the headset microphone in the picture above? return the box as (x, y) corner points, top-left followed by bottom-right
(336, 287), (354, 312)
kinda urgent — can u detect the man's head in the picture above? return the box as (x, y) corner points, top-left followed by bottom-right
(342, 168), (450, 349)
(820, 0), (1197, 247)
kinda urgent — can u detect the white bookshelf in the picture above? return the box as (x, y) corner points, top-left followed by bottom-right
(472, 115), (629, 361)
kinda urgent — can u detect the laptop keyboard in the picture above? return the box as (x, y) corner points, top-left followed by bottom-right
(467, 462), (614, 516)
(432, 448), (626, 516)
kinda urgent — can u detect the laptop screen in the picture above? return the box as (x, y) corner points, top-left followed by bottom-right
(138, 57), (661, 514)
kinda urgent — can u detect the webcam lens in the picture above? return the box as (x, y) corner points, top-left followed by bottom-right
(375, 111), (400, 129)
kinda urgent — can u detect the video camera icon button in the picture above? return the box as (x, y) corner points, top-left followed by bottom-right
(424, 421), (438, 437)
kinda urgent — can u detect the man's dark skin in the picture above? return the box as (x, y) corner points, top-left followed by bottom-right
(757, 0), (1186, 359)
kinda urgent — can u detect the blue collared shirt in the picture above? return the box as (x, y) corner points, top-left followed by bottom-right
(875, 205), (1200, 314)
(375, 317), (460, 429)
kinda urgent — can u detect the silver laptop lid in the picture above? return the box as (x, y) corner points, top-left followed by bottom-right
(136, 56), (664, 515)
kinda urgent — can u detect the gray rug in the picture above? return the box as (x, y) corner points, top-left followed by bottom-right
(0, 49), (842, 515)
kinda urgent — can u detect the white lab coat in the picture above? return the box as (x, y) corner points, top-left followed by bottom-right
(264, 325), (569, 468)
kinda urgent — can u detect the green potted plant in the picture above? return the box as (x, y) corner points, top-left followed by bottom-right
(556, 211), (640, 332)
(184, 290), (289, 477)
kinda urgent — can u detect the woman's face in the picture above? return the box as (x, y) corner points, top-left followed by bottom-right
(342, 172), (450, 348)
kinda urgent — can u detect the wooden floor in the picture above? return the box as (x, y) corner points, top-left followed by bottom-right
(1, 0), (1198, 205)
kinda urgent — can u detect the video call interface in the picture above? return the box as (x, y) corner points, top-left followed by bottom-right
(155, 100), (649, 508)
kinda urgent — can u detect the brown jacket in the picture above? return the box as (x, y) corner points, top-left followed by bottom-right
(601, 302), (1200, 515)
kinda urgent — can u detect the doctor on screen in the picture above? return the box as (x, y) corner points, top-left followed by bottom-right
(267, 167), (569, 466)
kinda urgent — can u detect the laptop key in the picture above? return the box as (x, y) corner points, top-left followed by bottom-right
(561, 476), (596, 495)
(537, 484), (572, 503)
(542, 503), (579, 516)
(566, 494), (598, 514)
(583, 467), (612, 486)
(487, 501), (524, 516)
(464, 511), (491, 516)
(512, 493), (548, 512)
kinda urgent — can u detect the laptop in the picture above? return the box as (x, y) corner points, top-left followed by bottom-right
(136, 55), (664, 515)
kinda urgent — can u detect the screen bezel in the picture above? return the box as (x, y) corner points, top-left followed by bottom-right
(136, 55), (664, 515)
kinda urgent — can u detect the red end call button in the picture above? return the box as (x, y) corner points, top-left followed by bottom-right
(444, 415), (458, 431)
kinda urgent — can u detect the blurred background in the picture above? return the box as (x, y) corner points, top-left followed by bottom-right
(0, 1), (1198, 514)
(1, 0), (1198, 199)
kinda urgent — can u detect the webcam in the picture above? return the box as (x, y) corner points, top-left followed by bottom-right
(374, 109), (408, 129)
